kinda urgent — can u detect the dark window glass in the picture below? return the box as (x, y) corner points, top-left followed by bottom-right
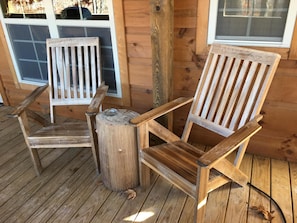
(6, 24), (50, 82)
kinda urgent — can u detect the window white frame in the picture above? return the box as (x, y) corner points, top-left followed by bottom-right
(0, 0), (122, 98)
(208, 0), (297, 47)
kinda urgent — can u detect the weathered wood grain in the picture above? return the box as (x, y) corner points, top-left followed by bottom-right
(150, 0), (174, 109)
(225, 154), (253, 223)
(0, 106), (295, 223)
(247, 156), (271, 223)
(0, 148), (82, 222)
(271, 159), (293, 223)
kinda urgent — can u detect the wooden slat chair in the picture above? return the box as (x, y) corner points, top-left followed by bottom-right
(11, 37), (108, 176)
(130, 44), (280, 222)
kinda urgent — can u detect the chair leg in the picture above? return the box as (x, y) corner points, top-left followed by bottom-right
(195, 166), (210, 223)
(28, 147), (42, 176)
(91, 145), (100, 175)
(140, 162), (151, 190)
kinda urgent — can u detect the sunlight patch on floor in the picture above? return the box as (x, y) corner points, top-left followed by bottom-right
(123, 211), (155, 222)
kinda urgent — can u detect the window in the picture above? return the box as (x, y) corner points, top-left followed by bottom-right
(0, 0), (121, 97)
(208, 0), (297, 47)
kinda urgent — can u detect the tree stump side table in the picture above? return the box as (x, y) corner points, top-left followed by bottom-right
(96, 108), (139, 191)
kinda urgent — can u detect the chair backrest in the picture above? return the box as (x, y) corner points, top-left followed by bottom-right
(182, 44), (280, 140)
(46, 37), (102, 123)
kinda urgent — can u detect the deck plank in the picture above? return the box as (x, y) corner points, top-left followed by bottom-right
(0, 123), (23, 155)
(0, 148), (68, 206)
(247, 155), (271, 223)
(0, 138), (27, 166)
(89, 191), (126, 222)
(34, 164), (96, 223)
(271, 159), (293, 223)
(178, 196), (195, 222)
(69, 179), (112, 223)
(132, 176), (172, 222)
(225, 154), (253, 223)
(156, 185), (188, 223)
(5, 150), (93, 223)
(0, 148), (82, 222)
(205, 183), (231, 222)
(0, 149), (50, 191)
(111, 175), (158, 223)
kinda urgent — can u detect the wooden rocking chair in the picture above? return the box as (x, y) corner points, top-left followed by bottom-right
(11, 37), (108, 176)
(130, 44), (280, 222)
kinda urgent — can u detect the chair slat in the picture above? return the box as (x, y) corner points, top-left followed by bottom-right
(238, 63), (268, 127)
(77, 46), (84, 99)
(57, 47), (65, 100)
(91, 45), (97, 96)
(249, 64), (277, 119)
(143, 144), (197, 184)
(214, 58), (240, 125)
(71, 46), (78, 99)
(221, 60), (249, 129)
(229, 61), (259, 129)
(84, 45), (91, 99)
(201, 54), (226, 119)
(207, 56), (234, 122)
(64, 46), (71, 99)
(193, 53), (218, 115)
(96, 45), (101, 92)
(51, 47), (58, 100)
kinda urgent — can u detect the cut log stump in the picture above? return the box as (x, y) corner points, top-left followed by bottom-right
(96, 109), (139, 191)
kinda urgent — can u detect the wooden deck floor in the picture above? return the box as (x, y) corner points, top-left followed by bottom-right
(0, 105), (296, 223)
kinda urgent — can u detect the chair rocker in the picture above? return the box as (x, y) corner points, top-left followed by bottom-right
(130, 44), (280, 222)
(11, 37), (108, 176)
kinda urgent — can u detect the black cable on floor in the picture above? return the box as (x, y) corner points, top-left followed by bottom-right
(247, 182), (287, 223)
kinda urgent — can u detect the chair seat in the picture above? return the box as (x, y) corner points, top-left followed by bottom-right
(141, 140), (219, 197)
(28, 122), (91, 148)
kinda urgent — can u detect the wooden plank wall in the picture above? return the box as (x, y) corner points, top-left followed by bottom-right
(0, 0), (297, 161)
(124, 0), (152, 113)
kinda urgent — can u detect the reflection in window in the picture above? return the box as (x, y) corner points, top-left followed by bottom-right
(216, 0), (290, 41)
(223, 0), (287, 17)
(53, 0), (109, 20)
(2, 0), (46, 18)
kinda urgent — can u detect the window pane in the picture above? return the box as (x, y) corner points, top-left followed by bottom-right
(6, 24), (49, 82)
(53, 0), (109, 20)
(58, 26), (117, 93)
(216, 0), (290, 41)
(2, 0), (46, 18)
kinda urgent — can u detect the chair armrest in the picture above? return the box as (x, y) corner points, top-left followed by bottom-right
(130, 97), (194, 126)
(198, 119), (262, 168)
(86, 83), (108, 116)
(10, 84), (49, 117)
(26, 109), (51, 126)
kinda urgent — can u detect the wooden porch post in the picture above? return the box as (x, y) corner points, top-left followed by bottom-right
(150, 0), (174, 127)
